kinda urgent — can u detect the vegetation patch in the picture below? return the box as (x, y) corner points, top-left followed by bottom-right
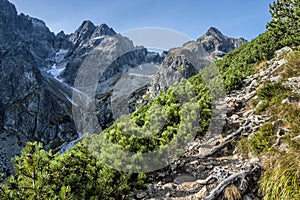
(259, 152), (300, 200)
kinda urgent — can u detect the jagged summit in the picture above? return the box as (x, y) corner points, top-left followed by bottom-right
(68, 20), (96, 44)
(80, 19), (96, 28)
(197, 27), (247, 55)
(205, 27), (224, 37)
(92, 23), (116, 37)
(68, 21), (116, 45)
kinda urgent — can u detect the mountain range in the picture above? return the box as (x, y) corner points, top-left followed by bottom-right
(0, 0), (246, 175)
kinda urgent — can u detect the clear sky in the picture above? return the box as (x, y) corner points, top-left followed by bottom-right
(9, 0), (275, 41)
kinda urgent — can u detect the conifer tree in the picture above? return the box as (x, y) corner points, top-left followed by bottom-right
(267, 0), (300, 46)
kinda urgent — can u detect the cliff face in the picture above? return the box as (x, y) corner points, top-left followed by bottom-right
(0, 0), (77, 175)
(149, 27), (247, 98)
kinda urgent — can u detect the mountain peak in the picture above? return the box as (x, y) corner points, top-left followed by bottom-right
(205, 27), (223, 36)
(91, 23), (116, 37)
(68, 20), (96, 44)
(68, 21), (116, 45)
(197, 27), (227, 43)
(77, 20), (96, 33)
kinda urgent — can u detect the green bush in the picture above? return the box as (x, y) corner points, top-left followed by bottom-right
(250, 123), (276, 155)
(257, 82), (287, 101)
(1, 142), (145, 200)
(267, 0), (300, 47)
(254, 100), (269, 114)
(215, 31), (280, 93)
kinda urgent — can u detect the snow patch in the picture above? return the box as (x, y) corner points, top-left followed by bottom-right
(55, 49), (68, 62)
(47, 49), (68, 80)
(47, 64), (65, 79)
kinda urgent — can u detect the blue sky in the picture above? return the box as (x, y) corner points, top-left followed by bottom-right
(9, 0), (274, 41)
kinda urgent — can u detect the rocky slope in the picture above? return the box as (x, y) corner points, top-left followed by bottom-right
(130, 47), (299, 199)
(148, 28), (247, 98)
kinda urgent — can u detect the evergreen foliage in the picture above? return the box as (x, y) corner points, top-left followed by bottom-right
(1, 142), (145, 199)
(267, 0), (300, 46)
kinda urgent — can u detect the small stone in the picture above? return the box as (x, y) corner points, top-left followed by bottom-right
(250, 157), (260, 163)
(255, 100), (264, 109)
(259, 70), (266, 77)
(166, 192), (171, 197)
(186, 168), (192, 173)
(231, 114), (239, 121)
(243, 109), (253, 118)
(235, 164), (242, 168)
(206, 165), (213, 169)
(198, 165), (206, 173)
(162, 183), (176, 190)
(243, 194), (253, 200)
(270, 75), (282, 83)
(292, 135), (300, 141)
(281, 98), (290, 104)
(170, 163), (177, 171)
(189, 160), (199, 165)
(195, 186), (207, 199)
(147, 184), (155, 194)
(275, 46), (292, 58)
(279, 143), (291, 153)
(136, 192), (147, 199)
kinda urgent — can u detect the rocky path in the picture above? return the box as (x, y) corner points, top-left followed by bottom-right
(130, 47), (296, 200)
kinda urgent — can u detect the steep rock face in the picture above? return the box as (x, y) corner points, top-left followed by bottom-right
(0, 47), (77, 176)
(56, 21), (164, 130)
(149, 27), (247, 98)
(0, 0), (57, 69)
(67, 33), (162, 130)
(0, 0), (77, 175)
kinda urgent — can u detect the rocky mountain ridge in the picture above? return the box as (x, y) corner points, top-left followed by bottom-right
(148, 27), (247, 98)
